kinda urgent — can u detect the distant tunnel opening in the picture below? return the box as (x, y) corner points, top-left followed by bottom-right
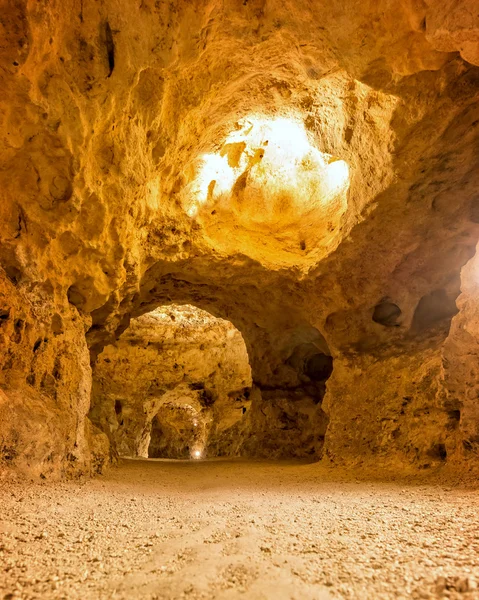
(89, 304), (253, 460)
(89, 305), (334, 462)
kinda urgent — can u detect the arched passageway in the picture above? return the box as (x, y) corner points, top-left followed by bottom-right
(89, 304), (333, 462)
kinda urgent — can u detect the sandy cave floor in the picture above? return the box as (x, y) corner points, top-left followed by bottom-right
(1, 459), (479, 600)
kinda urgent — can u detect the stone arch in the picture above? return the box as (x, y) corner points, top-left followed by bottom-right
(88, 286), (335, 461)
(89, 304), (252, 458)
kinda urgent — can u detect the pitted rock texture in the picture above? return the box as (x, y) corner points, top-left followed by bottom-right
(0, 0), (479, 476)
(0, 269), (103, 477)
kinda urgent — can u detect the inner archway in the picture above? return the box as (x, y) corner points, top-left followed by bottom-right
(89, 304), (251, 459)
(89, 304), (333, 461)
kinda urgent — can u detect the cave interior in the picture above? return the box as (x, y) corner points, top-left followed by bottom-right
(1, 0), (479, 598)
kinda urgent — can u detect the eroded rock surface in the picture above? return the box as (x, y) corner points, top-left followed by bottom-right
(1, 0), (479, 476)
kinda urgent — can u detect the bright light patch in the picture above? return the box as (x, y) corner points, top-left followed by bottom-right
(195, 154), (235, 204)
(324, 160), (349, 196)
(183, 113), (351, 265)
(220, 116), (329, 188)
(185, 115), (350, 219)
(186, 204), (198, 218)
(225, 116), (313, 163)
(193, 450), (202, 459)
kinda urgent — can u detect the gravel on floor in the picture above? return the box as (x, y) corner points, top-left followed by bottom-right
(1, 458), (478, 600)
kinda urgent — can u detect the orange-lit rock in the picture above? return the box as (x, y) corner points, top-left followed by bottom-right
(0, 0), (479, 478)
(183, 116), (351, 267)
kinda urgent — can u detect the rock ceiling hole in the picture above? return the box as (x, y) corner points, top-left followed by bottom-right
(182, 115), (350, 268)
(372, 300), (402, 328)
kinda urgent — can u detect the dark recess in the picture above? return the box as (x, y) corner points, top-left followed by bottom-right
(304, 353), (333, 382)
(105, 22), (115, 77)
(372, 301), (401, 327)
(411, 289), (458, 332)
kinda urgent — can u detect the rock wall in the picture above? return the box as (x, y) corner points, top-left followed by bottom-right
(441, 244), (479, 469)
(1, 0), (479, 476)
(0, 268), (108, 477)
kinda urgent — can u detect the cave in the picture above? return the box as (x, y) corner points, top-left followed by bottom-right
(1, 1), (479, 598)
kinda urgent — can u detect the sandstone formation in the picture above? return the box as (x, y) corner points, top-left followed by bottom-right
(1, 0), (479, 477)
